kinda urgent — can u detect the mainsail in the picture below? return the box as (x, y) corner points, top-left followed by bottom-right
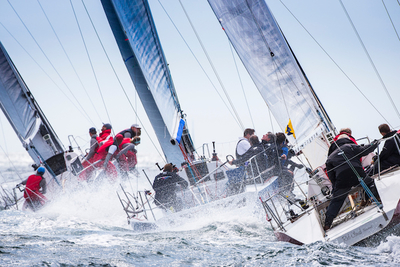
(208, 0), (336, 167)
(0, 42), (65, 170)
(101, 0), (195, 166)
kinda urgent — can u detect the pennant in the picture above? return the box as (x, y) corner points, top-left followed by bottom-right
(285, 119), (296, 139)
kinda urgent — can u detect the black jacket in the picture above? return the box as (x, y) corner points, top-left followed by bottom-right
(378, 130), (400, 169)
(152, 171), (188, 206)
(326, 139), (378, 189)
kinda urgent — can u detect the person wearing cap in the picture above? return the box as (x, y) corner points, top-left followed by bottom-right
(99, 123), (113, 145)
(17, 166), (48, 211)
(79, 127), (102, 181)
(152, 163), (189, 212)
(118, 124), (141, 139)
(116, 136), (140, 172)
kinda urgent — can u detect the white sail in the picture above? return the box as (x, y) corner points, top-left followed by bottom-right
(207, 0), (335, 167)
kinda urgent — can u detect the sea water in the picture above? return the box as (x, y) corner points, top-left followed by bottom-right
(1, 166), (400, 266)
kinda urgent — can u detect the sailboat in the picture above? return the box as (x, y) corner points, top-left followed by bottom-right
(206, 0), (400, 245)
(0, 42), (84, 209)
(100, 0), (291, 229)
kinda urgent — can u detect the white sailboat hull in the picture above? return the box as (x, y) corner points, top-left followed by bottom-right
(275, 168), (400, 246)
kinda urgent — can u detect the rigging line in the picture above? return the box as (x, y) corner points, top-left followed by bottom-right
(178, 0), (245, 131)
(156, 0), (242, 130)
(81, 0), (165, 161)
(340, 0), (400, 120)
(6, 0), (94, 125)
(69, 0), (111, 129)
(381, 0), (400, 43)
(228, 42), (255, 130)
(36, 0), (102, 124)
(70, 0), (113, 126)
(278, 0), (392, 127)
(0, 22), (90, 125)
(0, 144), (23, 181)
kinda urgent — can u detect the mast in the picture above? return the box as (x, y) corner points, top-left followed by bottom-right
(101, 0), (195, 166)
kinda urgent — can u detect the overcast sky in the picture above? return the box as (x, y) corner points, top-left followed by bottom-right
(0, 0), (399, 170)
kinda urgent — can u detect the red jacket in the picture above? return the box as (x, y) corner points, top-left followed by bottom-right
(24, 174), (43, 198)
(99, 129), (113, 141)
(119, 138), (131, 150)
(333, 132), (357, 145)
(93, 139), (114, 161)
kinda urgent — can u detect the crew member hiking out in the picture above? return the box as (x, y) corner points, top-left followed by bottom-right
(79, 127), (102, 181)
(152, 163), (188, 212)
(17, 166), (47, 211)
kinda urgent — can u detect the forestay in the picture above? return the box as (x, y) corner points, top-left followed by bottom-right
(101, 0), (194, 166)
(0, 42), (64, 165)
(207, 0), (335, 168)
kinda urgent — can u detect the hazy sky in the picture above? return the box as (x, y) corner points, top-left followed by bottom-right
(0, 0), (399, 170)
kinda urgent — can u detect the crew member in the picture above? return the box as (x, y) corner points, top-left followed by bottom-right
(116, 136), (140, 172)
(79, 127), (102, 181)
(99, 123), (113, 145)
(235, 128), (255, 159)
(324, 135), (379, 231)
(118, 124), (141, 139)
(18, 166), (47, 211)
(373, 123), (400, 173)
(152, 163), (188, 212)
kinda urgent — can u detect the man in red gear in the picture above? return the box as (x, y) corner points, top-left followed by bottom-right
(99, 123), (113, 144)
(18, 166), (47, 211)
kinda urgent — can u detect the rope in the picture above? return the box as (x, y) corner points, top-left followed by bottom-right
(339, 0), (400, 120)
(69, 0), (112, 126)
(36, 0), (101, 125)
(278, 0), (393, 125)
(155, 0), (241, 131)
(6, 0), (94, 125)
(381, 0), (400, 43)
(178, 0), (244, 131)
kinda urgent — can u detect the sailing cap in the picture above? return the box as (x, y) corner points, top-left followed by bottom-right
(115, 134), (124, 141)
(131, 123), (141, 129)
(37, 166), (46, 175)
(103, 123), (112, 130)
(89, 127), (97, 134)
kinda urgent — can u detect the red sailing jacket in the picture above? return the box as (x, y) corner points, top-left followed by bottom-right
(93, 139), (114, 162)
(24, 174), (43, 198)
(99, 129), (112, 141)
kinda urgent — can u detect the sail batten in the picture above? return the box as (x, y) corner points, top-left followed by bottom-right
(208, 0), (335, 167)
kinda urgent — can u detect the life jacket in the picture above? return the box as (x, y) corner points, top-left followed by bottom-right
(333, 132), (357, 145)
(118, 128), (136, 138)
(99, 129), (113, 142)
(93, 138), (114, 161)
(118, 138), (132, 150)
(24, 174), (43, 198)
